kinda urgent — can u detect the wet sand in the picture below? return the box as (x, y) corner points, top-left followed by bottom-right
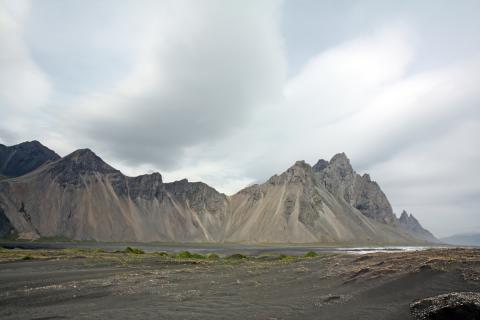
(0, 247), (478, 319)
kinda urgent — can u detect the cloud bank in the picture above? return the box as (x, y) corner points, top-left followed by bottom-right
(0, 0), (479, 237)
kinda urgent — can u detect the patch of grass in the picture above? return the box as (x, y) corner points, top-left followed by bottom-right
(226, 253), (248, 260)
(175, 251), (206, 259)
(279, 254), (296, 261)
(176, 251), (193, 259)
(190, 253), (206, 259)
(304, 251), (318, 258)
(206, 253), (220, 260)
(21, 255), (33, 260)
(155, 251), (169, 257)
(123, 247), (145, 254)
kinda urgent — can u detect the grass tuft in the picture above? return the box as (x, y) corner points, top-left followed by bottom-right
(176, 251), (193, 259)
(226, 253), (248, 260)
(206, 253), (220, 260)
(175, 251), (206, 259)
(304, 251), (318, 258)
(123, 247), (145, 254)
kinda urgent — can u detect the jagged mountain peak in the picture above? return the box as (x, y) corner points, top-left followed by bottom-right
(16, 140), (42, 147)
(397, 210), (437, 242)
(0, 140), (60, 177)
(65, 148), (99, 161)
(330, 152), (349, 162)
(50, 148), (119, 181)
(399, 210), (410, 220)
(328, 152), (354, 174)
(131, 172), (163, 184)
(312, 159), (329, 172)
(267, 160), (314, 185)
(134, 171), (162, 180)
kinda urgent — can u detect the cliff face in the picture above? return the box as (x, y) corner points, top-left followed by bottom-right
(313, 153), (396, 225)
(226, 160), (424, 244)
(0, 142), (436, 244)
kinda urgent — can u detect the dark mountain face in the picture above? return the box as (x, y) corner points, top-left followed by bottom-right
(47, 149), (120, 186)
(0, 141), (60, 178)
(0, 141), (435, 243)
(0, 207), (15, 238)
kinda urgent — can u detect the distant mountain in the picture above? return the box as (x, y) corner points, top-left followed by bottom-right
(397, 210), (438, 243)
(441, 232), (480, 246)
(0, 141), (60, 178)
(0, 141), (436, 244)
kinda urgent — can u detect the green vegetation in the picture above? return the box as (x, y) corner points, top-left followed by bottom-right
(123, 247), (145, 254)
(226, 253), (247, 260)
(304, 251), (318, 258)
(0, 246), (309, 265)
(206, 253), (220, 260)
(176, 251), (193, 259)
(279, 254), (296, 261)
(175, 251), (207, 259)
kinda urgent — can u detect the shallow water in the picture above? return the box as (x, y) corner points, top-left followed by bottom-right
(0, 241), (444, 256)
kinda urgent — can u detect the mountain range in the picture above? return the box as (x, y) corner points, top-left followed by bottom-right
(440, 232), (480, 246)
(0, 141), (437, 244)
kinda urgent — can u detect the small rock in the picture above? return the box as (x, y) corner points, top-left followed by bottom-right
(410, 292), (480, 320)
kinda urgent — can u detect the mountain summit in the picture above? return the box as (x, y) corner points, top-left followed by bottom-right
(0, 141), (436, 243)
(0, 140), (60, 178)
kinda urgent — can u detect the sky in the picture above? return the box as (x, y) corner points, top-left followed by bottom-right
(0, 0), (479, 237)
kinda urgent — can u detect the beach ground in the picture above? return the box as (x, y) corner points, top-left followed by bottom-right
(0, 247), (478, 319)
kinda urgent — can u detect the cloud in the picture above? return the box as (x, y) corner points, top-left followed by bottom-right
(0, 0), (52, 143)
(175, 24), (480, 237)
(0, 1), (478, 237)
(60, 0), (286, 169)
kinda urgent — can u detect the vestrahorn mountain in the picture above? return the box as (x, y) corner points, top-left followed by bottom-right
(0, 141), (436, 243)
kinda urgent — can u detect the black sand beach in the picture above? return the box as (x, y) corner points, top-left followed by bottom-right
(0, 247), (478, 319)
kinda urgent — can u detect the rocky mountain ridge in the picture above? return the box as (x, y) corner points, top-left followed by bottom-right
(0, 141), (436, 243)
(0, 141), (60, 178)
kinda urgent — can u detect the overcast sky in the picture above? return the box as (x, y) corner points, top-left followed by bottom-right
(1, 0), (479, 237)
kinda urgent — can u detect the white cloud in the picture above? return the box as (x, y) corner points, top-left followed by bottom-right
(59, 0), (286, 169)
(0, 0), (52, 143)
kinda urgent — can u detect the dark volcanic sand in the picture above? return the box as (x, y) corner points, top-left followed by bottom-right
(0, 248), (478, 319)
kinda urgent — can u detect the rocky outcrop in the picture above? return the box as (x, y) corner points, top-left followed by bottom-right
(0, 141), (60, 178)
(398, 210), (438, 242)
(411, 292), (480, 320)
(225, 160), (422, 244)
(313, 153), (397, 224)
(0, 142), (435, 243)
